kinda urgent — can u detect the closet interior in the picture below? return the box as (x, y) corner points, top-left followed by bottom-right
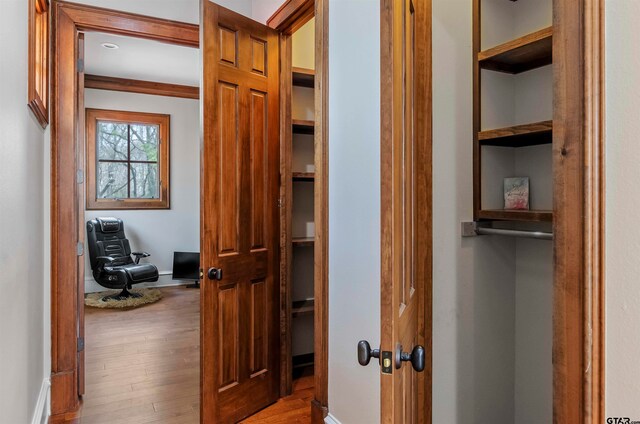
(470, 0), (554, 422)
(282, 17), (316, 391)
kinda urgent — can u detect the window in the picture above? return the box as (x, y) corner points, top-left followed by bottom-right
(86, 109), (170, 209)
(28, 0), (49, 128)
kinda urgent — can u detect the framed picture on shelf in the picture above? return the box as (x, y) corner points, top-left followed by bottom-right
(504, 177), (529, 210)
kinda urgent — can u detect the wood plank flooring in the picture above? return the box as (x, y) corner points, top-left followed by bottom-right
(76, 287), (312, 424)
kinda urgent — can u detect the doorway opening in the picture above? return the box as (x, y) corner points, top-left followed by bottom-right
(49, 1), (329, 423)
(79, 29), (202, 422)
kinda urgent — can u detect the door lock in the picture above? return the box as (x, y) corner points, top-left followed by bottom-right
(207, 267), (223, 280)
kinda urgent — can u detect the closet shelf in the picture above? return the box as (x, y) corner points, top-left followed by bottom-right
(479, 120), (552, 147)
(293, 67), (315, 88)
(292, 237), (315, 247)
(293, 172), (315, 181)
(478, 26), (553, 74)
(292, 299), (314, 317)
(292, 353), (314, 369)
(477, 209), (552, 223)
(293, 119), (314, 135)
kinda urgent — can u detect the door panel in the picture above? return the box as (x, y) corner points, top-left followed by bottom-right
(201, 2), (280, 423)
(380, 0), (432, 422)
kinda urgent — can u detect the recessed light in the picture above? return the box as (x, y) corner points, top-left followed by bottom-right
(101, 42), (119, 50)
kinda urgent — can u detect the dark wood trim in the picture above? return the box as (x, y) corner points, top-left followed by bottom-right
(313, 0), (329, 421)
(267, 0), (314, 34)
(472, 0), (481, 222)
(56, 0), (198, 47)
(553, 0), (605, 422)
(50, 1), (197, 419)
(28, 0), (50, 128)
(84, 108), (170, 210)
(85, 74), (199, 99)
(279, 32), (294, 397)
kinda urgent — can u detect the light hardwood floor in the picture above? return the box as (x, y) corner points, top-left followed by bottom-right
(78, 287), (312, 423)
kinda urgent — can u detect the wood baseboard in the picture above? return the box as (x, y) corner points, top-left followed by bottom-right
(311, 399), (328, 424)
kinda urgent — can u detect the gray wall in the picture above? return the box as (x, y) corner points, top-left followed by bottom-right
(606, 0), (640, 417)
(327, 1), (381, 423)
(0, 1), (48, 422)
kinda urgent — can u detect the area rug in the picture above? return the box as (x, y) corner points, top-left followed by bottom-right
(85, 288), (163, 309)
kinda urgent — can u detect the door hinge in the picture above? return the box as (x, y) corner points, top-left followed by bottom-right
(76, 169), (84, 184)
(77, 58), (84, 73)
(77, 337), (85, 352)
(77, 242), (84, 256)
(277, 198), (283, 208)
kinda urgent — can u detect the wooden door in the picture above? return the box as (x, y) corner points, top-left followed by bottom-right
(77, 31), (86, 397)
(380, 0), (431, 422)
(201, 2), (281, 423)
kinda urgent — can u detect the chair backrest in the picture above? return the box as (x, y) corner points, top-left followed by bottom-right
(86, 217), (133, 271)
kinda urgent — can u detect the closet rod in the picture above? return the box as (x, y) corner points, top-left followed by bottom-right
(461, 222), (553, 240)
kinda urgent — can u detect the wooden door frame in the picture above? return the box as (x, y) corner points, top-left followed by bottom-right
(380, 0), (432, 422)
(49, 1), (198, 421)
(553, 0), (605, 422)
(267, 1), (329, 421)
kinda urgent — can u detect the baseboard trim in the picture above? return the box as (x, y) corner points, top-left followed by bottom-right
(32, 378), (50, 424)
(324, 413), (341, 424)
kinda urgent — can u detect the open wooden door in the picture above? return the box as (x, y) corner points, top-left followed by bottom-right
(201, 2), (281, 423)
(379, 0), (432, 422)
(77, 31), (86, 397)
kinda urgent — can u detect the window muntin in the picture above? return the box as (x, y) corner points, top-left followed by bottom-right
(86, 109), (170, 210)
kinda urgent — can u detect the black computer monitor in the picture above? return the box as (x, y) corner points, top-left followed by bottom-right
(172, 251), (200, 288)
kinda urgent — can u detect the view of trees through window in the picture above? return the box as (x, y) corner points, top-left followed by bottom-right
(96, 121), (160, 199)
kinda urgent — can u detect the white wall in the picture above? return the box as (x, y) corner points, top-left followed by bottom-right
(606, 0), (640, 418)
(251, 0), (284, 24)
(73, 0), (255, 24)
(0, 1), (49, 423)
(327, 1), (380, 423)
(83, 89), (200, 292)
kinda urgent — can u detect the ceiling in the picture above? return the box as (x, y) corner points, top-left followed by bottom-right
(84, 32), (200, 87)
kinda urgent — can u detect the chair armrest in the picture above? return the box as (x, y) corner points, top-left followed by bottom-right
(132, 252), (150, 264)
(96, 256), (116, 265)
(96, 256), (128, 269)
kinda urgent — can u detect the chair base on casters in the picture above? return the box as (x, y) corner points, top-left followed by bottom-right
(102, 287), (143, 302)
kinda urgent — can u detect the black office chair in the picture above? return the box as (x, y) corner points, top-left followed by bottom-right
(86, 217), (159, 301)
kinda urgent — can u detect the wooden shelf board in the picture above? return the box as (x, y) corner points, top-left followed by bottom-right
(292, 299), (314, 317)
(293, 172), (315, 182)
(478, 27), (553, 74)
(293, 119), (314, 134)
(292, 353), (314, 369)
(477, 209), (553, 223)
(479, 120), (552, 147)
(292, 237), (315, 247)
(292, 67), (315, 88)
